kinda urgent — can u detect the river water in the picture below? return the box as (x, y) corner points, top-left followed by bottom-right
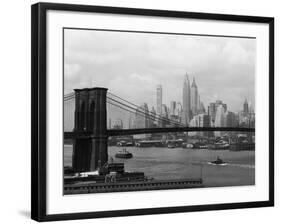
(64, 145), (255, 187)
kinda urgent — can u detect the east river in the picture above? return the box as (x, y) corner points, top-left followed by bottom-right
(64, 145), (255, 187)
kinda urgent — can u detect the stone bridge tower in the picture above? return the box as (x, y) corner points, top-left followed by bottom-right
(72, 87), (108, 172)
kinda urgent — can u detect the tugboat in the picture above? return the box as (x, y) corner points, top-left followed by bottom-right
(210, 156), (226, 165)
(115, 148), (133, 159)
(167, 143), (175, 148)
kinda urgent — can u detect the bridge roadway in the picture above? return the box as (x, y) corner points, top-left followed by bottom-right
(64, 127), (254, 139)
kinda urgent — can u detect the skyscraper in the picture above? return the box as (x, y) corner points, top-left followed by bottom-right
(208, 100), (227, 125)
(214, 105), (226, 136)
(226, 111), (238, 127)
(189, 113), (210, 136)
(156, 85), (162, 116)
(160, 104), (169, 127)
(134, 103), (150, 138)
(170, 101), (176, 116)
(149, 106), (156, 128)
(135, 103), (150, 129)
(243, 99), (249, 114)
(198, 95), (206, 114)
(191, 77), (198, 116)
(182, 74), (191, 125)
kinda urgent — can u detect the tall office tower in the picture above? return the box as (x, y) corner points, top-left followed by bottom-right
(214, 105), (226, 136)
(149, 106), (156, 127)
(191, 77), (198, 116)
(174, 102), (183, 123)
(208, 100), (227, 125)
(156, 85), (162, 116)
(249, 102), (254, 113)
(226, 111), (238, 127)
(243, 99), (249, 114)
(160, 104), (169, 127)
(135, 103), (150, 129)
(198, 95), (206, 114)
(189, 114), (210, 136)
(175, 102), (183, 117)
(208, 103), (216, 125)
(182, 74), (191, 125)
(198, 102), (206, 114)
(170, 101), (176, 116)
(189, 114), (210, 127)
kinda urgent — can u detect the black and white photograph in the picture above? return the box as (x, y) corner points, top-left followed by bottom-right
(29, 2), (275, 222)
(63, 28), (256, 194)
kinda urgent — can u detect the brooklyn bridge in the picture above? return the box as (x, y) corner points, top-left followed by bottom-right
(64, 87), (254, 173)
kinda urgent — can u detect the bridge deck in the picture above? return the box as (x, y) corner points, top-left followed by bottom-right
(64, 127), (254, 139)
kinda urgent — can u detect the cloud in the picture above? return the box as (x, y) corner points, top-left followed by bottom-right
(64, 29), (255, 115)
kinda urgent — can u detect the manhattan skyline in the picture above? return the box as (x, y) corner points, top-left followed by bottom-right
(64, 29), (255, 113)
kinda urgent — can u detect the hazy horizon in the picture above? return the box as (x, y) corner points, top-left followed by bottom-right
(64, 29), (256, 116)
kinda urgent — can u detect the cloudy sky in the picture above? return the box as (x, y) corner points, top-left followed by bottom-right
(64, 29), (256, 114)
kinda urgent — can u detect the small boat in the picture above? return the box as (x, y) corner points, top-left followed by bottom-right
(210, 156), (226, 165)
(167, 143), (175, 148)
(115, 148), (133, 159)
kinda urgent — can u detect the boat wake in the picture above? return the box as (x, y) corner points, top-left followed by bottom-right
(190, 162), (255, 169)
(205, 162), (254, 169)
(207, 162), (227, 166)
(226, 163), (255, 169)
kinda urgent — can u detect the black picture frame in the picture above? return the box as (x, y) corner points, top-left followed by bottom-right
(31, 2), (274, 222)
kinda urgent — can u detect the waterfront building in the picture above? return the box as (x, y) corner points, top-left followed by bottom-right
(198, 102), (206, 114)
(249, 102), (254, 113)
(175, 102), (183, 117)
(135, 103), (150, 129)
(249, 112), (255, 128)
(167, 102), (182, 124)
(208, 100), (227, 126)
(149, 106), (157, 128)
(182, 74), (191, 125)
(134, 103), (150, 139)
(239, 99), (255, 128)
(243, 98), (249, 114)
(189, 117), (197, 127)
(156, 85), (162, 116)
(198, 95), (206, 114)
(214, 105), (226, 136)
(189, 113), (210, 136)
(170, 101), (176, 116)
(226, 111), (238, 127)
(160, 104), (169, 127)
(239, 111), (255, 128)
(191, 77), (198, 116)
